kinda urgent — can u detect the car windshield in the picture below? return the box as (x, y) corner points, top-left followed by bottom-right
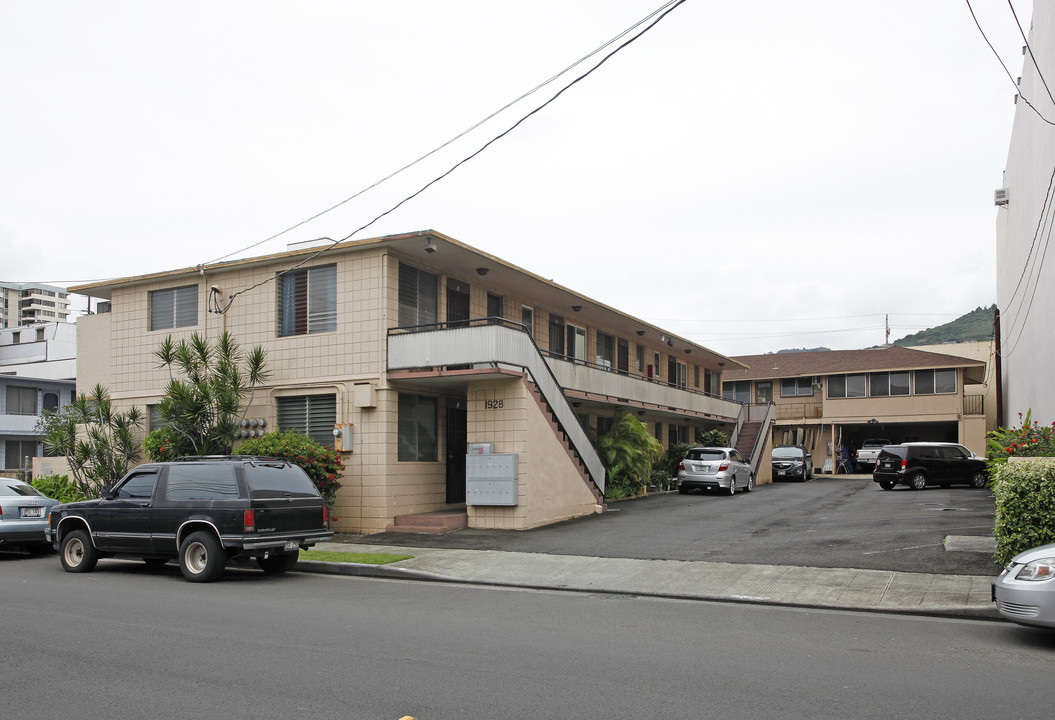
(685, 449), (726, 461)
(772, 448), (803, 459)
(0, 481), (43, 497)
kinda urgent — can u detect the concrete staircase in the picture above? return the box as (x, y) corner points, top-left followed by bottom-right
(386, 509), (468, 534)
(735, 421), (763, 461)
(526, 379), (606, 507)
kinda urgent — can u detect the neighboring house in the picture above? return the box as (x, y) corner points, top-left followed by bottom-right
(911, 341), (997, 434)
(0, 282), (71, 328)
(0, 322), (77, 477)
(995, 2), (1055, 423)
(69, 230), (749, 534)
(725, 347), (987, 473)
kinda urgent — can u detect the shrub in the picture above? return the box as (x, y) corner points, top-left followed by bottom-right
(32, 474), (87, 504)
(696, 428), (729, 447)
(992, 459), (1055, 565)
(986, 410), (1055, 464)
(235, 430), (343, 511)
(143, 426), (190, 463)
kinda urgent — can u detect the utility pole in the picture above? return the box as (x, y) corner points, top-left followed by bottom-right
(885, 314), (890, 346)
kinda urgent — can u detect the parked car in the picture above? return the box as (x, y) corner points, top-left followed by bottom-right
(771, 445), (813, 481)
(0, 478), (60, 554)
(677, 447), (754, 495)
(872, 443), (988, 490)
(47, 456), (333, 582)
(992, 542), (1055, 628)
(855, 438), (891, 472)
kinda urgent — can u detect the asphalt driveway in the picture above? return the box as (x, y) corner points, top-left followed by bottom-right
(348, 475), (1002, 576)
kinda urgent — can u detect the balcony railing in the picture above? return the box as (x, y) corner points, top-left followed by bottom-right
(964, 394), (984, 416)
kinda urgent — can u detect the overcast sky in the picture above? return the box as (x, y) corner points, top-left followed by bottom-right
(1, 1), (1032, 355)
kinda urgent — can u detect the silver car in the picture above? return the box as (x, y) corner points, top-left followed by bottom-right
(0, 478), (60, 554)
(677, 447), (754, 496)
(992, 542), (1055, 628)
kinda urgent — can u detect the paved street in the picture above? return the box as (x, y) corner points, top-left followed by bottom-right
(3, 554), (1052, 720)
(350, 475), (1003, 576)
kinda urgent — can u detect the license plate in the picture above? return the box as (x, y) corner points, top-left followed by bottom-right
(284, 540), (299, 551)
(778, 470), (786, 475)
(21, 507), (43, 518)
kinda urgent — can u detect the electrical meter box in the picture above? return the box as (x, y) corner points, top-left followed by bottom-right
(465, 453), (518, 506)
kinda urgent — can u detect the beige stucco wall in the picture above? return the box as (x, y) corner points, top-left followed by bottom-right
(466, 376), (598, 530)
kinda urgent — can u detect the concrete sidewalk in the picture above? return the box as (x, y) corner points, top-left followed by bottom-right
(298, 539), (1000, 620)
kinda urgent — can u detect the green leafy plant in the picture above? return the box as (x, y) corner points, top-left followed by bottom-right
(35, 384), (143, 497)
(151, 331), (269, 458)
(991, 458), (1055, 565)
(31, 474), (87, 504)
(236, 430), (343, 512)
(696, 428), (729, 447)
(986, 409), (1055, 466)
(595, 410), (663, 499)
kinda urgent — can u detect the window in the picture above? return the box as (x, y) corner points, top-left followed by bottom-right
(654, 352), (661, 379)
(277, 394), (337, 447)
(36, 328), (45, 341)
(521, 306), (534, 336)
(487, 293), (503, 322)
(6, 386), (36, 415)
(398, 394), (437, 462)
(150, 285), (198, 331)
(756, 381), (772, 404)
(654, 421), (663, 442)
(869, 372), (910, 397)
(674, 361), (688, 389)
(704, 368), (712, 394)
(398, 263), (438, 327)
(11, 331), (19, 344)
(548, 314), (565, 355)
(147, 405), (167, 432)
(828, 374), (866, 399)
(596, 416), (614, 435)
(694, 365), (700, 388)
(4, 440), (38, 469)
(636, 345), (644, 373)
(915, 369), (956, 395)
(277, 264), (336, 336)
(780, 377), (814, 397)
(165, 464), (240, 500)
(115, 472), (157, 500)
(596, 332), (614, 368)
(723, 381), (751, 403)
(617, 338), (629, 374)
(42, 393), (58, 413)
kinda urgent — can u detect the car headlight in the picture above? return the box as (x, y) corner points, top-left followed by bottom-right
(1015, 557), (1055, 581)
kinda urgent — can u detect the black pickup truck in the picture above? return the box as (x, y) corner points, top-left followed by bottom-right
(47, 456), (333, 582)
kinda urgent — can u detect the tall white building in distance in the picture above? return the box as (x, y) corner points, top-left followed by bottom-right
(0, 282), (71, 328)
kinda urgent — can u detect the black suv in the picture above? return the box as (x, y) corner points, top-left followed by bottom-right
(47, 456), (333, 582)
(872, 443), (988, 491)
(771, 445), (813, 481)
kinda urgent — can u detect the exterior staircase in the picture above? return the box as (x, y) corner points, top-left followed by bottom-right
(526, 379), (606, 508)
(734, 421), (763, 461)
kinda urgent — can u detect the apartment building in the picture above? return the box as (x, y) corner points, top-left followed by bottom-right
(0, 282), (71, 328)
(70, 230), (747, 533)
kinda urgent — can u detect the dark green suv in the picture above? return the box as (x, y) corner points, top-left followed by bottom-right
(872, 443), (988, 491)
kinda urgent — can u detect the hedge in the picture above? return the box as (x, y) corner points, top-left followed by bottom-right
(992, 458), (1055, 565)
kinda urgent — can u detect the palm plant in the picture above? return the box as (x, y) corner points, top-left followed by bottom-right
(152, 332), (269, 457)
(595, 410), (663, 498)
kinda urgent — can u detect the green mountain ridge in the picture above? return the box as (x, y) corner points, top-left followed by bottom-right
(893, 305), (996, 346)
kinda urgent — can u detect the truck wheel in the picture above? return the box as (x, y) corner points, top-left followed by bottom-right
(179, 531), (226, 583)
(909, 472), (927, 490)
(60, 529), (99, 573)
(257, 550), (299, 574)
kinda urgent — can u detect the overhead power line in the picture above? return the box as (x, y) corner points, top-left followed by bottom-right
(218, 0), (689, 312)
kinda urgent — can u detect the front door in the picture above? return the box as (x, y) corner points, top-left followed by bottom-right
(445, 406), (467, 503)
(447, 282), (470, 327)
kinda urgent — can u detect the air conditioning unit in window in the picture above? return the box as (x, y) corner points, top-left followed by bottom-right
(995, 188), (1010, 206)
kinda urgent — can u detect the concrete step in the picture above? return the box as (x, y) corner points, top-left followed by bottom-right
(386, 509), (468, 534)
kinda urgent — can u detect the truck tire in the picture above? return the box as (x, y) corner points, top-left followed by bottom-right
(60, 529), (99, 573)
(179, 531), (226, 583)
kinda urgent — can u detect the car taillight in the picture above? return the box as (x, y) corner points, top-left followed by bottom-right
(323, 506), (329, 525)
(679, 461), (685, 470)
(244, 509), (255, 532)
(901, 459), (907, 470)
(719, 462), (729, 471)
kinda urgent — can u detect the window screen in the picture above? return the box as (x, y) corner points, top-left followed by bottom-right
(277, 394), (337, 447)
(277, 265), (336, 336)
(150, 285), (198, 331)
(398, 263), (438, 327)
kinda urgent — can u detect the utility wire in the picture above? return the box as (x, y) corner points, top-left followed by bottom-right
(202, 0), (683, 267)
(1008, 0), (1055, 108)
(965, 0), (1055, 125)
(219, 0), (689, 312)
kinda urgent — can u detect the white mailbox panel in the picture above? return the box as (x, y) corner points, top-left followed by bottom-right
(465, 453), (518, 506)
